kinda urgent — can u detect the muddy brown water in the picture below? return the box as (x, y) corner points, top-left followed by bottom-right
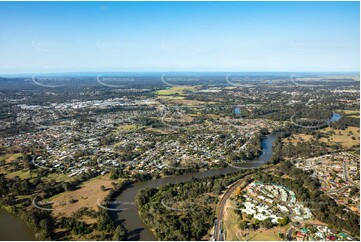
(0, 208), (36, 241)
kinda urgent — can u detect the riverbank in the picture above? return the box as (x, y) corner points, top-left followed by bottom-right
(0, 207), (36, 241)
(111, 134), (277, 241)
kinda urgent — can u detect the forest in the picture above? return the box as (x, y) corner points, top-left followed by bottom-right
(136, 170), (254, 240)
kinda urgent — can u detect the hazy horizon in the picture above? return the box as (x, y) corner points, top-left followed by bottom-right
(1, 71), (360, 79)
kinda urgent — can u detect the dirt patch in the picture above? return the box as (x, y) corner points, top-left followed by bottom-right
(78, 216), (97, 225)
(302, 219), (327, 226)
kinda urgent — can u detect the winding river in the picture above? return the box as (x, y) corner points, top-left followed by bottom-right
(111, 134), (277, 241)
(0, 113), (341, 240)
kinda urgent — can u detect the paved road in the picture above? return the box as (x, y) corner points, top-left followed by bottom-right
(285, 226), (294, 241)
(343, 161), (358, 187)
(343, 161), (348, 181)
(326, 185), (350, 194)
(327, 161), (357, 194)
(214, 179), (247, 241)
(285, 222), (301, 241)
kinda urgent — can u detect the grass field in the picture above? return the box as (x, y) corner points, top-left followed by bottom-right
(336, 109), (360, 119)
(224, 199), (242, 240)
(245, 225), (290, 241)
(145, 127), (175, 134)
(0, 153), (23, 163)
(321, 126), (360, 148)
(115, 124), (140, 133)
(48, 174), (121, 217)
(43, 172), (77, 183)
(282, 134), (314, 144)
(163, 113), (194, 124)
(156, 86), (197, 95)
(336, 109), (360, 115)
(5, 170), (31, 179)
(282, 126), (359, 149)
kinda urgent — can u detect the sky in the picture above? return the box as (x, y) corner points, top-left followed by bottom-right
(0, 1), (359, 74)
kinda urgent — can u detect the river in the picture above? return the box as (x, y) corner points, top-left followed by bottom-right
(0, 208), (36, 241)
(0, 113), (341, 241)
(0, 135), (275, 241)
(111, 134), (277, 241)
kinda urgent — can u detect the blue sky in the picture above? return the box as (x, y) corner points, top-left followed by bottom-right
(0, 1), (359, 74)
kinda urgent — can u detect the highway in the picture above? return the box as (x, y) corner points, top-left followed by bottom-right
(214, 179), (247, 241)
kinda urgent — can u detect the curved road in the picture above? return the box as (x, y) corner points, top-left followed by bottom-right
(113, 134), (276, 241)
(326, 160), (357, 195)
(215, 178), (251, 240)
(214, 168), (290, 241)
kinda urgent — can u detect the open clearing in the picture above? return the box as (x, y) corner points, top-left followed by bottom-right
(224, 199), (241, 240)
(145, 127), (175, 134)
(245, 225), (289, 241)
(282, 126), (359, 149)
(156, 86), (198, 95)
(321, 126), (360, 148)
(0, 153), (23, 164)
(114, 124), (141, 134)
(337, 109), (360, 115)
(282, 134), (314, 144)
(5, 170), (31, 179)
(336, 109), (360, 119)
(43, 172), (77, 183)
(48, 174), (120, 217)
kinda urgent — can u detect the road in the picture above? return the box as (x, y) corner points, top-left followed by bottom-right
(214, 179), (247, 241)
(326, 185), (350, 194)
(343, 160), (358, 186)
(285, 226), (294, 241)
(284, 222), (300, 241)
(214, 173), (295, 241)
(327, 160), (357, 194)
(343, 161), (348, 181)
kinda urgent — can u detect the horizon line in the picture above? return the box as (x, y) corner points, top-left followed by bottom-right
(1, 70), (360, 77)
